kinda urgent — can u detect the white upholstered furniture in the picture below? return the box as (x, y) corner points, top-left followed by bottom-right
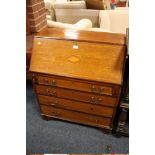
(47, 19), (92, 30)
(55, 9), (100, 27)
(44, 0), (129, 34)
(52, 1), (86, 9)
(99, 9), (129, 34)
(45, 0), (86, 21)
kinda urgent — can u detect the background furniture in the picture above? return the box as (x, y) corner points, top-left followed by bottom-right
(54, 9), (100, 27)
(85, 0), (106, 10)
(115, 28), (129, 136)
(115, 58), (129, 136)
(52, 1), (86, 9)
(116, 82), (129, 136)
(99, 8), (129, 34)
(45, 0), (129, 34)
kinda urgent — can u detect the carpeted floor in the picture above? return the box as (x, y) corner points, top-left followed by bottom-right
(26, 81), (129, 154)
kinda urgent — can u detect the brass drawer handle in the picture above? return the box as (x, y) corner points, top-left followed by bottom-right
(48, 101), (58, 106)
(44, 78), (49, 85)
(88, 117), (99, 123)
(46, 89), (57, 96)
(98, 98), (102, 103)
(99, 87), (104, 93)
(32, 74), (38, 84)
(90, 97), (102, 104)
(91, 85), (105, 94)
(90, 85), (97, 93)
(90, 96), (98, 104)
(51, 90), (56, 96)
(51, 79), (56, 86)
(32, 77), (36, 83)
(90, 96), (96, 103)
(44, 79), (56, 86)
(51, 112), (60, 117)
(50, 103), (56, 106)
(95, 119), (99, 123)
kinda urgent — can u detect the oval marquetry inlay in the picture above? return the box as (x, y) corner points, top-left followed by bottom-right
(68, 56), (80, 63)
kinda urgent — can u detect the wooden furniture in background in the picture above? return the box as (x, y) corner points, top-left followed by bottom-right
(30, 27), (126, 133)
(116, 60), (128, 136)
(85, 0), (105, 10)
(116, 28), (129, 136)
(116, 92), (129, 136)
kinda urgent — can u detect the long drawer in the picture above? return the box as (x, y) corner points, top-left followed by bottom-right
(40, 105), (111, 128)
(35, 85), (117, 107)
(37, 75), (113, 96)
(38, 95), (114, 118)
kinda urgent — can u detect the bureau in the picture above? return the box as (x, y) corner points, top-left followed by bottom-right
(30, 27), (126, 133)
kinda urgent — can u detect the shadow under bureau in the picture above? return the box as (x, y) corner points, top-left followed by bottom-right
(30, 27), (126, 133)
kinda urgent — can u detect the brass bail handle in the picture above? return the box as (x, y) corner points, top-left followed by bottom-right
(44, 78), (49, 84)
(49, 101), (58, 106)
(46, 88), (56, 96)
(91, 85), (96, 92)
(52, 111), (60, 116)
(51, 79), (56, 86)
(91, 85), (104, 94)
(44, 79), (56, 86)
(90, 96), (102, 104)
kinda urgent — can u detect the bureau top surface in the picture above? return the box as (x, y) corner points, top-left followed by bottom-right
(36, 27), (126, 45)
(30, 28), (126, 85)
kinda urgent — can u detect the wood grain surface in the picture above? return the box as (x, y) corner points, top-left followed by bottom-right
(30, 28), (126, 132)
(36, 27), (126, 45)
(30, 37), (125, 85)
(35, 85), (117, 107)
(40, 105), (111, 128)
(38, 94), (114, 117)
(37, 75), (113, 96)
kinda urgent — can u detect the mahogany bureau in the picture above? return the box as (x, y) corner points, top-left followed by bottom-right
(30, 28), (126, 133)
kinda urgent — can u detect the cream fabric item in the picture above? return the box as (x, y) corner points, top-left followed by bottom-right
(47, 19), (92, 30)
(99, 10), (129, 34)
(46, 15), (52, 20)
(47, 19), (110, 33)
(103, 0), (111, 10)
(74, 19), (92, 29)
(87, 27), (111, 32)
(52, 1), (86, 9)
(55, 9), (99, 27)
(45, 0), (56, 11)
(45, 0), (56, 21)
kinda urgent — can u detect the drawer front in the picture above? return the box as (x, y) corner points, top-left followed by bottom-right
(35, 85), (116, 107)
(38, 95), (114, 118)
(40, 105), (111, 128)
(37, 75), (113, 96)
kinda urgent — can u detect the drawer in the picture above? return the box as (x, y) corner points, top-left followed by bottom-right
(35, 85), (116, 107)
(40, 105), (111, 128)
(38, 95), (114, 118)
(37, 75), (113, 96)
